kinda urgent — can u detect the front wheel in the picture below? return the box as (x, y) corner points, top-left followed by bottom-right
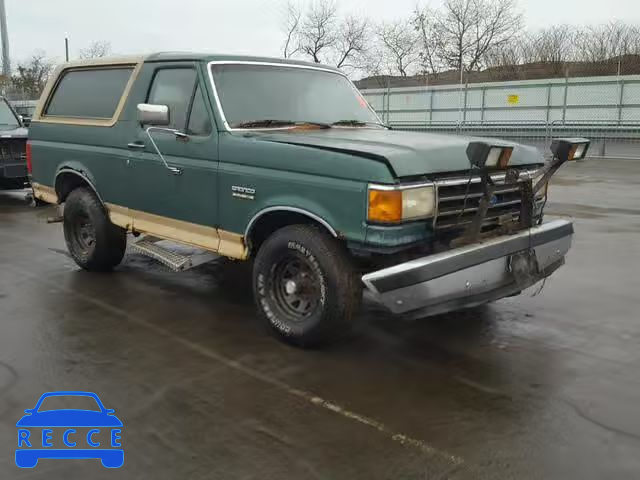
(253, 224), (362, 347)
(63, 187), (127, 271)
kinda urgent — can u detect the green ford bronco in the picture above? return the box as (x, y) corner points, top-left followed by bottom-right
(29, 53), (587, 346)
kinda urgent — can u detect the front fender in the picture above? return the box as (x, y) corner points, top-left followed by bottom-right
(218, 161), (369, 245)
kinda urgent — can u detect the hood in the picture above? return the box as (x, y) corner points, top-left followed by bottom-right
(16, 410), (123, 427)
(249, 128), (544, 178)
(0, 125), (28, 138)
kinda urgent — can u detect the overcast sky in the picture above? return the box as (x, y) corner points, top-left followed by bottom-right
(6, 0), (640, 65)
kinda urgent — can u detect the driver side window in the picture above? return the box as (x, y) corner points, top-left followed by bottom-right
(187, 83), (212, 136)
(147, 68), (197, 130)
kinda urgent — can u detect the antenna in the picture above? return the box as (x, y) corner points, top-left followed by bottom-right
(0, 0), (9, 77)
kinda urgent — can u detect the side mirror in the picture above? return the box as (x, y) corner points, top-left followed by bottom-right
(137, 103), (170, 126)
(21, 116), (31, 127)
(24, 409), (33, 414)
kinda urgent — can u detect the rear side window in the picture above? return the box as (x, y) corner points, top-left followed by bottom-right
(147, 68), (197, 130)
(45, 67), (133, 119)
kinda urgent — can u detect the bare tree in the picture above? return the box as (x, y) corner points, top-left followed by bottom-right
(282, 1), (302, 58)
(413, 7), (441, 75)
(333, 16), (370, 69)
(530, 26), (576, 63)
(359, 44), (394, 85)
(299, 0), (337, 63)
(79, 40), (112, 60)
(434, 0), (522, 72)
(515, 33), (543, 64)
(12, 52), (54, 97)
(576, 22), (640, 61)
(483, 38), (522, 68)
(377, 20), (419, 76)
(483, 33), (541, 68)
(357, 45), (396, 122)
(630, 25), (640, 55)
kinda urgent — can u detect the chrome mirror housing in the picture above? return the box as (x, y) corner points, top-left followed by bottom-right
(137, 103), (169, 125)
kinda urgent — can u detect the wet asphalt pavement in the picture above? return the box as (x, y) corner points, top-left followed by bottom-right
(1, 158), (639, 479)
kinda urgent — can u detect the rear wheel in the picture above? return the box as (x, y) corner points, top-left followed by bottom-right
(63, 187), (126, 271)
(253, 224), (361, 347)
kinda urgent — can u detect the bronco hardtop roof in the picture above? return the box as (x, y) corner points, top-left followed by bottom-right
(61, 52), (341, 73)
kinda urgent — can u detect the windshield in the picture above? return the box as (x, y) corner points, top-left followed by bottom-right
(210, 64), (380, 128)
(0, 101), (19, 126)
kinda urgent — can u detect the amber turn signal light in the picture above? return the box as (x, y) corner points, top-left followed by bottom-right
(368, 189), (402, 223)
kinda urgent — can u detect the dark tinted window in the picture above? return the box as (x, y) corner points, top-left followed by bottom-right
(46, 67), (133, 118)
(147, 68), (196, 129)
(187, 84), (212, 135)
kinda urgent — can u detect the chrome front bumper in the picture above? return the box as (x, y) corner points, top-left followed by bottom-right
(362, 219), (573, 316)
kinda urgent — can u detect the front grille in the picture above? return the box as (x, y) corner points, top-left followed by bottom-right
(434, 169), (539, 231)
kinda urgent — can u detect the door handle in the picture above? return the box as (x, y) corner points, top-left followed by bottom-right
(127, 141), (145, 149)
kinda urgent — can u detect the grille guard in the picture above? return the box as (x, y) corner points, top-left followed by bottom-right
(451, 153), (569, 246)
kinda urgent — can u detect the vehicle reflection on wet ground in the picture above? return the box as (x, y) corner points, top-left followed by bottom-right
(1, 158), (639, 479)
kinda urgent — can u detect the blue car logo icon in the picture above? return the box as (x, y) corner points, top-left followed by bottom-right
(15, 391), (123, 468)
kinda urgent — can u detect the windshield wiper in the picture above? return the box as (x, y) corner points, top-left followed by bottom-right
(231, 119), (331, 129)
(331, 120), (387, 128)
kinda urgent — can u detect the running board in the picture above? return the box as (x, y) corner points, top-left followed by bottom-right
(130, 237), (218, 272)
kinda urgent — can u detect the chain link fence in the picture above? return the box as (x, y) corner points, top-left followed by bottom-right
(1, 84), (38, 120)
(360, 60), (640, 160)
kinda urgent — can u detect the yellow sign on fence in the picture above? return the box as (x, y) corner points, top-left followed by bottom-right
(507, 94), (520, 105)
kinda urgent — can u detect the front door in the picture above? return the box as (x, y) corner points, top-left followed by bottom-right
(126, 65), (219, 245)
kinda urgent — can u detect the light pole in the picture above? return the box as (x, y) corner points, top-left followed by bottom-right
(0, 0), (10, 77)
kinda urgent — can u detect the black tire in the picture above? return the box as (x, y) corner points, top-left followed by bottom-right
(63, 187), (126, 271)
(253, 224), (361, 347)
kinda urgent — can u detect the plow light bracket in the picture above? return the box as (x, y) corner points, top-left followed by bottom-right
(550, 138), (591, 162)
(466, 142), (514, 169)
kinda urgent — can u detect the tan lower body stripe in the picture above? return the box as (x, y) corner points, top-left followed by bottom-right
(29, 184), (246, 260)
(105, 203), (247, 260)
(31, 183), (59, 204)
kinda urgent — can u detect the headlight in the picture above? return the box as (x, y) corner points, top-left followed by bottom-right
(368, 184), (435, 223)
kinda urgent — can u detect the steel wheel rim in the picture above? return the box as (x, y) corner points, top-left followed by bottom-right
(271, 253), (321, 320)
(72, 212), (96, 253)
